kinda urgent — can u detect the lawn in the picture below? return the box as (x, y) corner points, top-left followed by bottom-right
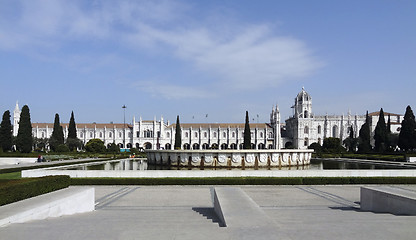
(0, 172), (21, 179)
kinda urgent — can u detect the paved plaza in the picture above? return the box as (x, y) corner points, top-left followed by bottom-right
(1, 185), (416, 239)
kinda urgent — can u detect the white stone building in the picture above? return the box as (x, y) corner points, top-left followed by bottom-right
(12, 88), (403, 151)
(284, 88), (403, 149)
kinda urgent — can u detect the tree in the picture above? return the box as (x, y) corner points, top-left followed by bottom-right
(343, 125), (358, 152)
(85, 139), (106, 153)
(49, 113), (64, 151)
(67, 111), (81, 151)
(323, 137), (345, 153)
(358, 111), (371, 153)
(398, 105), (416, 152)
(308, 142), (322, 153)
(16, 105), (33, 153)
(174, 115), (181, 150)
(243, 111), (251, 149)
(107, 142), (120, 153)
(374, 108), (387, 152)
(68, 111), (77, 139)
(0, 110), (13, 151)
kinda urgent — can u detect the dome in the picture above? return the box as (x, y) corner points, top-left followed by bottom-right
(296, 87), (311, 102)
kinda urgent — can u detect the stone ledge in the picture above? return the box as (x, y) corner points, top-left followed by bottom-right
(213, 187), (290, 239)
(0, 187), (95, 227)
(360, 186), (416, 215)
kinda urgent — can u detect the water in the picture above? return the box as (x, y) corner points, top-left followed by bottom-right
(60, 158), (416, 171)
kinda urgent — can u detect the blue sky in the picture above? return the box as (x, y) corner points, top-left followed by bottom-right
(1, 0), (415, 125)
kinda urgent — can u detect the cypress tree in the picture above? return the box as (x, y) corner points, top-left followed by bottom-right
(243, 111), (251, 149)
(0, 110), (13, 151)
(174, 115), (181, 150)
(374, 108), (387, 152)
(50, 113), (64, 151)
(398, 105), (416, 152)
(68, 111), (77, 139)
(67, 111), (81, 151)
(358, 111), (371, 153)
(16, 105), (33, 153)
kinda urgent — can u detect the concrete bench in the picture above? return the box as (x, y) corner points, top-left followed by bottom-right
(213, 187), (289, 240)
(360, 186), (416, 215)
(0, 187), (95, 227)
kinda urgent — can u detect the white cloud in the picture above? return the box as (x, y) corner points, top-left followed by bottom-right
(133, 81), (211, 99)
(0, 0), (323, 93)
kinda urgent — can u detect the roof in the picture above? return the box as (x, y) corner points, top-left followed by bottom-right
(368, 111), (402, 117)
(167, 123), (272, 129)
(32, 123), (133, 129)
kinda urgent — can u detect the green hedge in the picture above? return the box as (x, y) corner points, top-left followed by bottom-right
(0, 175), (70, 206)
(70, 176), (416, 185)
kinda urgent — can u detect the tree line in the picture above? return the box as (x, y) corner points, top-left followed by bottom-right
(311, 105), (416, 154)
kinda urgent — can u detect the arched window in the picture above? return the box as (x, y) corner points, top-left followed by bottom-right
(90, 132), (93, 138)
(232, 132), (235, 138)
(304, 110), (308, 118)
(318, 138), (322, 145)
(304, 126), (309, 134)
(109, 132), (112, 138)
(185, 132), (189, 138)
(317, 125), (321, 134)
(167, 132), (170, 138)
(304, 138), (309, 146)
(119, 131), (122, 138)
(260, 132), (263, 138)
(268, 132), (273, 138)
(204, 132), (207, 138)
(99, 132), (103, 138)
(80, 132), (84, 138)
(194, 132), (198, 138)
(41, 132), (45, 138)
(223, 132), (226, 138)
(332, 125), (339, 138)
(213, 132), (217, 138)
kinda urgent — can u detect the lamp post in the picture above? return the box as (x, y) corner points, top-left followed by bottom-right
(122, 105), (126, 150)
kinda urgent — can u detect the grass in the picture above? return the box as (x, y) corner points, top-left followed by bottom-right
(0, 172), (21, 179)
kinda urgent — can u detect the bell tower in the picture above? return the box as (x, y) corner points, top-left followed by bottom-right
(13, 101), (21, 136)
(294, 87), (313, 119)
(270, 104), (281, 149)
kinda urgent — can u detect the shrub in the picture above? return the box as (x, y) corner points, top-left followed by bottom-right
(56, 144), (70, 152)
(0, 175), (70, 206)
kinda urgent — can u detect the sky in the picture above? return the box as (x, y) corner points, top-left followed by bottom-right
(0, 0), (415, 125)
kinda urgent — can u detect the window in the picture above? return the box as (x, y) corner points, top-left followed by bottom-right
(136, 131), (140, 137)
(213, 132), (217, 138)
(317, 125), (321, 134)
(260, 132), (263, 138)
(167, 132), (170, 138)
(232, 132), (235, 138)
(304, 126), (309, 134)
(41, 132), (45, 138)
(185, 132), (189, 138)
(119, 131), (122, 138)
(99, 132), (103, 138)
(304, 138), (308, 146)
(268, 132), (273, 138)
(80, 132), (84, 138)
(223, 132), (226, 138)
(109, 132), (112, 138)
(194, 132), (198, 138)
(204, 132), (207, 138)
(90, 132), (93, 138)
(144, 130), (153, 138)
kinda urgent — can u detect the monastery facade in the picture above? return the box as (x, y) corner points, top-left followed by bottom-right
(12, 88), (403, 151)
